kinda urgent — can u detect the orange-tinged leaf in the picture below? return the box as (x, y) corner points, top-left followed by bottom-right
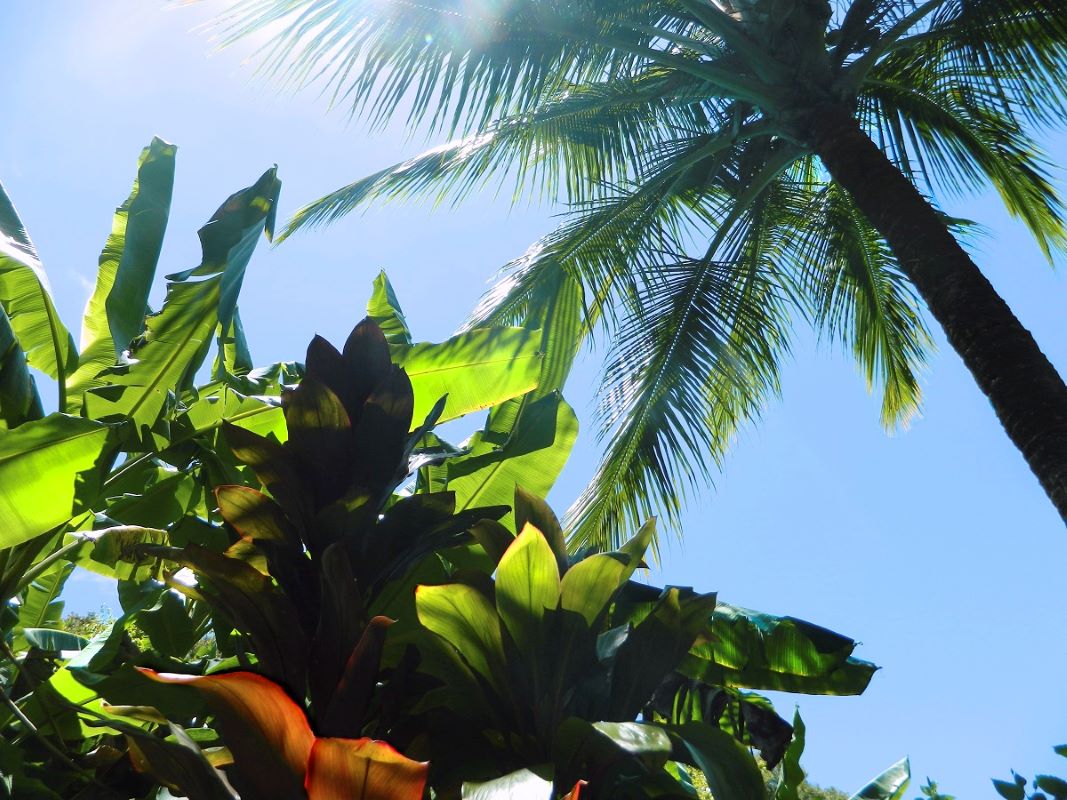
(562, 780), (587, 799)
(138, 670), (313, 799)
(304, 737), (429, 800)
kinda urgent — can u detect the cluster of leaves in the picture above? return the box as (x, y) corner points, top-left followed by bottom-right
(994, 745), (1067, 800)
(0, 140), (894, 798)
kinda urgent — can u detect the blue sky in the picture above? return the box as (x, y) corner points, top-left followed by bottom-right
(3, 2), (1066, 796)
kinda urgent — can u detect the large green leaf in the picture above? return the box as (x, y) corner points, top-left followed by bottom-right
(495, 523), (561, 657)
(673, 722), (767, 800)
(416, 583), (506, 692)
(83, 168), (280, 446)
(22, 628), (88, 652)
(0, 306), (42, 430)
(66, 137), (176, 408)
(680, 603), (878, 695)
(391, 326), (542, 427)
(849, 758), (910, 800)
(444, 393), (578, 527)
(0, 178), (76, 382)
(0, 414), (113, 549)
(17, 560), (74, 631)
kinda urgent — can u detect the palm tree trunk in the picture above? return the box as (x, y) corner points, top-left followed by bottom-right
(807, 103), (1067, 523)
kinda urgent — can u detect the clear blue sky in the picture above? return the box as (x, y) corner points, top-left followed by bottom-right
(3, 2), (1066, 796)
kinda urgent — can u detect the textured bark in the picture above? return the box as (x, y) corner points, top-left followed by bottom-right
(808, 103), (1067, 523)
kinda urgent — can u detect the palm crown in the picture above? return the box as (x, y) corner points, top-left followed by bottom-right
(217, 0), (1067, 545)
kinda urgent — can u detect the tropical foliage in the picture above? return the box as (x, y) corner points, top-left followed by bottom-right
(0, 139), (596, 797)
(211, 0), (1067, 540)
(993, 745), (1067, 800)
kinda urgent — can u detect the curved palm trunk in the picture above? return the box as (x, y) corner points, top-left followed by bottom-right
(807, 104), (1067, 523)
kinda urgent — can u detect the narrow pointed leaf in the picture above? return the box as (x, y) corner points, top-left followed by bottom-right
(559, 553), (626, 627)
(495, 523), (561, 655)
(367, 271), (413, 345)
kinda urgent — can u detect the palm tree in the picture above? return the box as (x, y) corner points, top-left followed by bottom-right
(215, 0), (1067, 545)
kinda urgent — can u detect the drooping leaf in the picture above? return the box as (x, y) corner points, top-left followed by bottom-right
(83, 167), (281, 446)
(304, 737), (428, 800)
(172, 544), (308, 692)
(0, 414), (113, 549)
(216, 485), (299, 544)
(390, 326), (543, 427)
(139, 669), (313, 800)
(21, 628), (88, 652)
(367, 271), (413, 345)
(611, 589), (717, 721)
(0, 178), (76, 382)
(126, 721), (238, 800)
(680, 603), (877, 696)
(849, 758), (910, 800)
(67, 137), (176, 407)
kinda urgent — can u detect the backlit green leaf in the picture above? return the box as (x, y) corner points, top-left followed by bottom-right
(495, 523), (561, 655)
(0, 178), (76, 382)
(391, 326), (542, 427)
(0, 414), (113, 549)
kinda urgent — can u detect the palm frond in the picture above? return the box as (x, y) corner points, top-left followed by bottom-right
(783, 176), (931, 427)
(214, 0), (768, 137)
(890, 0), (1067, 127)
(859, 60), (1067, 258)
(279, 65), (719, 236)
(565, 183), (792, 551)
